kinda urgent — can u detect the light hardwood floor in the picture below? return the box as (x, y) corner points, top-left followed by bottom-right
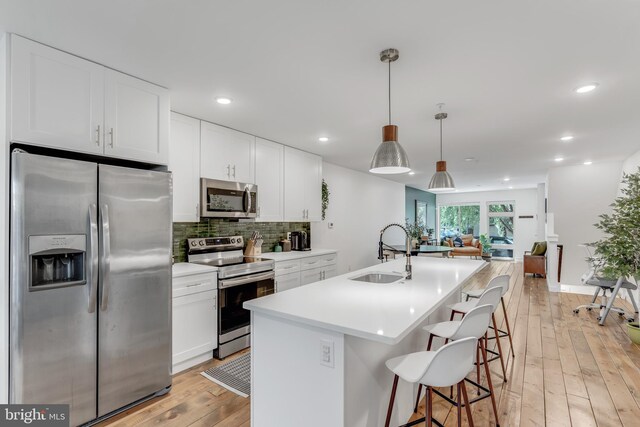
(99, 261), (640, 427)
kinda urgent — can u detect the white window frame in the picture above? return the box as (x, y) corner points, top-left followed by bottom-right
(436, 202), (482, 240)
(486, 201), (516, 258)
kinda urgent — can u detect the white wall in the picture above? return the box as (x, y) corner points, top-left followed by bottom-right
(547, 161), (622, 287)
(436, 188), (540, 260)
(311, 162), (405, 275)
(0, 34), (8, 404)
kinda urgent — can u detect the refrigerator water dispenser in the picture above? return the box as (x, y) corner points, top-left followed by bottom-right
(29, 234), (86, 290)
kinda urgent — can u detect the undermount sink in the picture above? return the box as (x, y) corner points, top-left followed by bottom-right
(350, 272), (404, 284)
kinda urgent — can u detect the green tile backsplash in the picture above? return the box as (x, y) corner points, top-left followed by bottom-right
(172, 219), (311, 262)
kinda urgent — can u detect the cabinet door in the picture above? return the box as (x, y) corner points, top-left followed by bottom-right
(323, 264), (338, 280)
(104, 69), (169, 165)
(276, 272), (301, 292)
(255, 138), (284, 221)
(10, 35), (104, 154)
(172, 290), (217, 370)
(300, 266), (324, 286)
(200, 121), (232, 181)
(283, 147), (307, 221)
(304, 152), (323, 221)
(227, 129), (255, 184)
(169, 113), (200, 222)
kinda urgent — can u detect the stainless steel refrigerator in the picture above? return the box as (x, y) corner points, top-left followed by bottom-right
(9, 151), (172, 426)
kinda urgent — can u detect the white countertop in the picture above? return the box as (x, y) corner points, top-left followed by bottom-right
(244, 257), (486, 345)
(260, 249), (337, 261)
(172, 262), (218, 278)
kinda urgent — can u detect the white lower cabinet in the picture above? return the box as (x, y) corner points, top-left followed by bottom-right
(275, 272), (301, 292)
(272, 252), (338, 291)
(172, 271), (217, 374)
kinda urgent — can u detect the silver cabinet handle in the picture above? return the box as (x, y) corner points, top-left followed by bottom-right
(108, 127), (114, 148)
(226, 164), (231, 179)
(88, 204), (99, 312)
(100, 204), (112, 311)
(322, 271), (326, 280)
(244, 187), (252, 215)
(196, 203), (199, 216)
(232, 165), (236, 179)
(319, 271), (322, 280)
(95, 125), (101, 146)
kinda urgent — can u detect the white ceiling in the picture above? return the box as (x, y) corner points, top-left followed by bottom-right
(2, 0), (639, 192)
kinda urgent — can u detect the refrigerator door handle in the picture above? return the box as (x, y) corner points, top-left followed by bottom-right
(100, 204), (112, 311)
(88, 204), (99, 313)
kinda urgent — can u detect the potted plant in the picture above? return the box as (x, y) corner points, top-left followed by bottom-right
(479, 234), (493, 262)
(405, 218), (425, 249)
(592, 167), (640, 338)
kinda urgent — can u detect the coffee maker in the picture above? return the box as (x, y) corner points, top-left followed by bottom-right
(290, 231), (310, 251)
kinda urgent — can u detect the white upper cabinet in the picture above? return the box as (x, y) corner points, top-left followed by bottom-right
(255, 138), (284, 221)
(169, 112), (200, 222)
(284, 147), (322, 222)
(104, 69), (169, 164)
(9, 35), (169, 165)
(10, 35), (104, 155)
(200, 121), (255, 183)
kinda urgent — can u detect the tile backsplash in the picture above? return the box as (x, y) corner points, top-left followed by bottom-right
(172, 219), (311, 262)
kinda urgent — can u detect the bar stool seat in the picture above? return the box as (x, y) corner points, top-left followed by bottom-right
(385, 352), (437, 383)
(448, 299), (478, 314)
(423, 320), (460, 338)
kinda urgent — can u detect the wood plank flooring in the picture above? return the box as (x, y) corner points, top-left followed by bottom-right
(99, 261), (640, 426)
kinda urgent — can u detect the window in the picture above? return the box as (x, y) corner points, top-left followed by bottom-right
(488, 202), (515, 258)
(438, 204), (480, 240)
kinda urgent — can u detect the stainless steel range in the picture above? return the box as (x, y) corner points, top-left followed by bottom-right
(187, 236), (275, 359)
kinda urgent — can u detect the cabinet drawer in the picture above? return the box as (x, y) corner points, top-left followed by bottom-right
(319, 252), (337, 266)
(299, 255), (324, 271)
(173, 273), (217, 298)
(275, 271), (301, 292)
(275, 259), (301, 276)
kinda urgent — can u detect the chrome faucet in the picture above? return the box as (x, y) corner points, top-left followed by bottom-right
(378, 223), (412, 280)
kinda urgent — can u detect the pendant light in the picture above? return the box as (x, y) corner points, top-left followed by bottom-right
(428, 104), (455, 191)
(369, 48), (411, 174)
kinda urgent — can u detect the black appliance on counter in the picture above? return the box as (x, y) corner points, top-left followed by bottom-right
(290, 231), (311, 251)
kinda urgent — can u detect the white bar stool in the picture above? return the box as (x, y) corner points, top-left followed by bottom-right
(465, 275), (515, 356)
(415, 303), (500, 426)
(384, 337), (477, 427)
(448, 286), (508, 382)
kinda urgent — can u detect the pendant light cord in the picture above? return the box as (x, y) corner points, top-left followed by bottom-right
(440, 117), (443, 161)
(388, 60), (391, 125)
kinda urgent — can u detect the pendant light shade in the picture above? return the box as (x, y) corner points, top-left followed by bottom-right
(428, 107), (456, 192)
(369, 49), (411, 174)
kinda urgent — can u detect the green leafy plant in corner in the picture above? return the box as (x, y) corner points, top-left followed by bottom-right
(321, 179), (330, 221)
(592, 167), (640, 281)
(405, 217), (426, 240)
(479, 234), (493, 255)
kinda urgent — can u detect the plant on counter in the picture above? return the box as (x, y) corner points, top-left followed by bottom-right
(405, 218), (426, 240)
(479, 234), (493, 255)
(592, 167), (640, 281)
(321, 179), (330, 221)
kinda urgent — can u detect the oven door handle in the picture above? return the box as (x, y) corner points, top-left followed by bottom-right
(219, 271), (275, 289)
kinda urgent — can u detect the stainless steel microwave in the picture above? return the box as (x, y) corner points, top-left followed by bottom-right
(200, 178), (257, 218)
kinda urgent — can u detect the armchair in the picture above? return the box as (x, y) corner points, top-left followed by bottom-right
(443, 234), (483, 258)
(524, 241), (547, 278)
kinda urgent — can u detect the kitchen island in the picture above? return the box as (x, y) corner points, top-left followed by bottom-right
(244, 256), (486, 427)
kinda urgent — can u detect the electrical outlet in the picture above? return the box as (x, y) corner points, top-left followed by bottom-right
(328, 222), (334, 229)
(320, 339), (334, 368)
(287, 232), (291, 240)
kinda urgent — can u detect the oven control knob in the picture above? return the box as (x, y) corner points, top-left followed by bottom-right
(237, 237), (242, 244)
(199, 240), (204, 246)
(231, 238), (236, 243)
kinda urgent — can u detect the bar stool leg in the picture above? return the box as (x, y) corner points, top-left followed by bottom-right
(426, 386), (433, 427)
(480, 338), (500, 426)
(414, 334), (435, 413)
(460, 380), (474, 427)
(492, 313), (508, 381)
(456, 382), (462, 427)
(384, 375), (399, 427)
(476, 341), (481, 395)
(501, 297), (515, 357)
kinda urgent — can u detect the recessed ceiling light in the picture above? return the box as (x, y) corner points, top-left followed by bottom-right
(503, 177), (510, 182)
(215, 97), (232, 105)
(464, 157), (475, 162)
(318, 137), (329, 142)
(575, 83), (599, 94)
(584, 160), (593, 165)
(560, 136), (574, 142)
(554, 157), (564, 162)
(509, 186), (513, 190)
(408, 171), (415, 175)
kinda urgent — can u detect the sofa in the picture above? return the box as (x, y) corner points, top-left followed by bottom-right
(524, 241), (547, 278)
(443, 234), (483, 258)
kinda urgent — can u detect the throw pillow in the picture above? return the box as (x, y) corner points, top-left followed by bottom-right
(461, 234), (474, 246)
(531, 241), (547, 256)
(471, 238), (479, 248)
(454, 237), (464, 247)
